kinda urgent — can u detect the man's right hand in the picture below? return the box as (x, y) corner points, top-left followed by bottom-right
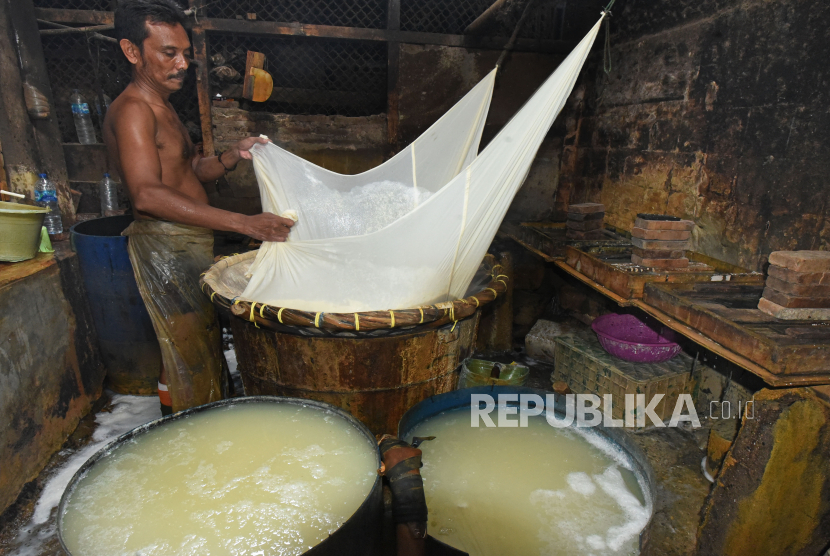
(244, 213), (295, 242)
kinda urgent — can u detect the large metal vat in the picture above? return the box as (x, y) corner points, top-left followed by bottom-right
(58, 396), (384, 556)
(202, 251), (508, 435)
(70, 215), (161, 394)
(399, 386), (658, 553)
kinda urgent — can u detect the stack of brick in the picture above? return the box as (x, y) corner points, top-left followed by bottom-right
(630, 215), (694, 269)
(567, 203), (605, 240)
(758, 251), (830, 319)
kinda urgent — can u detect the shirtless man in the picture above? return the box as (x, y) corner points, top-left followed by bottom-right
(104, 0), (293, 414)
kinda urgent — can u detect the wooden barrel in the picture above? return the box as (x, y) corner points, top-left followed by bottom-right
(202, 251), (507, 435)
(230, 314), (479, 435)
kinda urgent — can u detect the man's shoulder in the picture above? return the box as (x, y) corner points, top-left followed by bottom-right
(109, 92), (156, 123)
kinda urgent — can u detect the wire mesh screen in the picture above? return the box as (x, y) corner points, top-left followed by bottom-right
(400, 0), (567, 40)
(32, 0), (115, 10)
(400, 0), (492, 35)
(40, 33), (201, 144)
(205, 0), (387, 29)
(209, 34), (387, 117)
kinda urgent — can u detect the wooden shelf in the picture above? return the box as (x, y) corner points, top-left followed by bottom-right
(553, 260), (830, 388)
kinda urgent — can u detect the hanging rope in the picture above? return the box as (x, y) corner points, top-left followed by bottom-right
(602, 0), (616, 74)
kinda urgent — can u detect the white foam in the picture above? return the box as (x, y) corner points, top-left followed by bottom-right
(566, 471), (597, 496)
(593, 466), (652, 551)
(29, 395), (161, 526)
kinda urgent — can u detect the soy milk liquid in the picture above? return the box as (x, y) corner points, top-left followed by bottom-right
(61, 403), (378, 556)
(407, 408), (651, 556)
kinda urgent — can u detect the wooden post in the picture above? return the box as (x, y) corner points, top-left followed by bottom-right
(475, 251), (515, 353)
(386, 0), (401, 153)
(190, 0), (214, 157)
(1, 0), (75, 225)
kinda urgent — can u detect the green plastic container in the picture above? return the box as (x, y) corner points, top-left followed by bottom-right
(457, 359), (530, 388)
(0, 201), (49, 262)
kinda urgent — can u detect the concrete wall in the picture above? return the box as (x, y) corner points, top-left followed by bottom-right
(0, 248), (105, 514)
(556, 0), (830, 271)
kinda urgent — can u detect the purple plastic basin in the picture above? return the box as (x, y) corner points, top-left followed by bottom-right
(591, 313), (682, 363)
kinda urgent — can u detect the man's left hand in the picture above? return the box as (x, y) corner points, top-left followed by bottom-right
(234, 136), (270, 161)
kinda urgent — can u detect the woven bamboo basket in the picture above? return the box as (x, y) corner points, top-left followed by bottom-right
(200, 250), (509, 337)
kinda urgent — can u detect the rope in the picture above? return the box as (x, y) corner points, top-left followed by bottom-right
(260, 304), (267, 317)
(419, 308), (424, 324)
(354, 313), (360, 331)
(485, 287), (499, 299)
(389, 310), (395, 328)
(277, 307), (286, 323)
(315, 312), (323, 328)
(249, 302), (259, 328)
(602, 0), (616, 74)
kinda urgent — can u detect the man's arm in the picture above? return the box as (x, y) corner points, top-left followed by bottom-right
(192, 137), (268, 183)
(113, 100), (292, 241)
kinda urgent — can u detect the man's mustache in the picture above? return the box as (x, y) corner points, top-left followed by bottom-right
(168, 70), (187, 80)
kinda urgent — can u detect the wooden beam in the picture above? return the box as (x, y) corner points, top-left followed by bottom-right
(200, 18), (576, 54)
(386, 0), (400, 151)
(3, 0), (75, 225)
(33, 7), (113, 25)
(191, 26), (214, 156)
(465, 0), (514, 35)
(32, 9), (577, 53)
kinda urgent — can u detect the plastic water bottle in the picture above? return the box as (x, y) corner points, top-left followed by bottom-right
(35, 173), (63, 235)
(70, 90), (96, 144)
(99, 173), (118, 216)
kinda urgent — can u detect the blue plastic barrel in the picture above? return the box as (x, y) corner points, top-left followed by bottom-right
(70, 215), (161, 395)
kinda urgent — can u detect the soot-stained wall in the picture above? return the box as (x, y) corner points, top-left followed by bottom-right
(557, 0), (830, 271)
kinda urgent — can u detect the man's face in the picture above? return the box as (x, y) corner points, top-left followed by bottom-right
(127, 21), (192, 93)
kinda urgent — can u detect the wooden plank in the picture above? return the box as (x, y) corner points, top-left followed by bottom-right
(554, 260), (633, 306)
(386, 0), (400, 150)
(200, 18), (576, 53)
(642, 282), (830, 379)
(190, 24), (214, 156)
(633, 299), (829, 387)
(33, 8), (113, 25)
(0, 252), (56, 290)
(563, 245), (763, 300)
(499, 221), (561, 262)
(241, 50), (266, 100)
(548, 249), (828, 386)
